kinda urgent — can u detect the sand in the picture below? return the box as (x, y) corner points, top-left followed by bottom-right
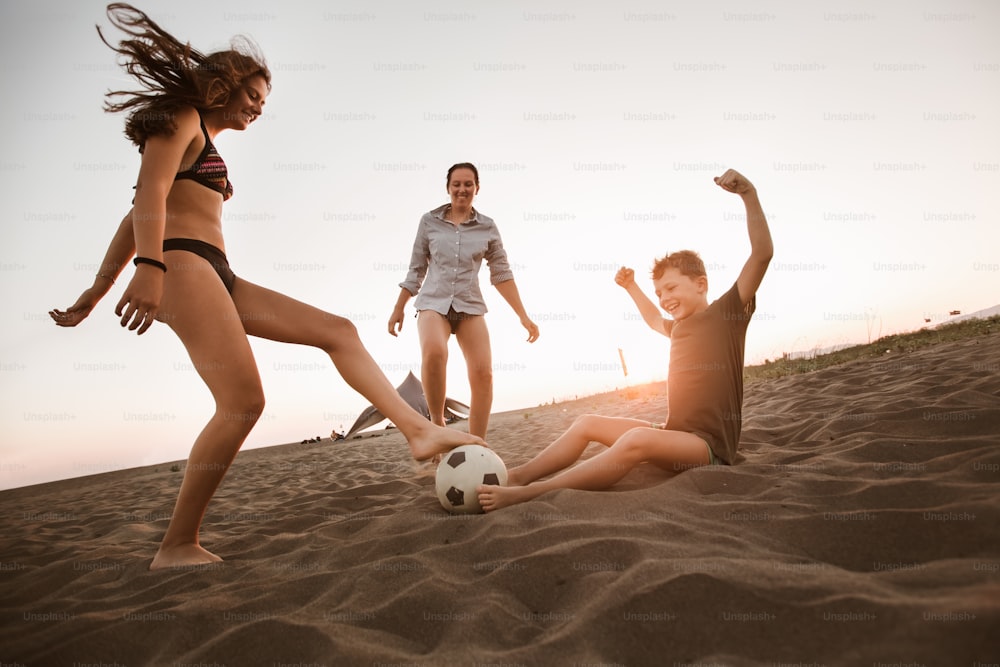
(2, 332), (999, 666)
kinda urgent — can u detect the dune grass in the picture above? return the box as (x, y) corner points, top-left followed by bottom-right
(744, 315), (1000, 384)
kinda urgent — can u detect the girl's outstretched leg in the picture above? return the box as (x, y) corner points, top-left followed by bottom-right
(233, 280), (484, 460)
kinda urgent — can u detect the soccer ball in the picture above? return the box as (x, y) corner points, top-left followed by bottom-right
(435, 445), (508, 514)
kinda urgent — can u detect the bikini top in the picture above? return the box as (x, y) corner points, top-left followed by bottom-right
(174, 118), (233, 201)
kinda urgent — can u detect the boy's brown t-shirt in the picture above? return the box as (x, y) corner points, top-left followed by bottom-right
(665, 282), (755, 465)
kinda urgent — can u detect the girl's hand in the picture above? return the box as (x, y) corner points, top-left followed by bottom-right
(49, 286), (104, 327)
(115, 265), (164, 335)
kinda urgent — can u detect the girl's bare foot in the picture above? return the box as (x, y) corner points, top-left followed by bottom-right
(150, 543), (223, 570)
(407, 424), (484, 461)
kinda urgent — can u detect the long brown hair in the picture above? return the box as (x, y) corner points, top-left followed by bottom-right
(97, 3), (271, 149)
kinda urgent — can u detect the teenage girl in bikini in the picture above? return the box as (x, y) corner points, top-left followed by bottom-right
(49, 3), (481, 570)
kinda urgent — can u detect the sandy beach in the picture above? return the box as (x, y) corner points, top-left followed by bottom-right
(2, 331), (998, 666)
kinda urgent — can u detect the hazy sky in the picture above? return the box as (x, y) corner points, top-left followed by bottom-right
(2, 0), (997, 489)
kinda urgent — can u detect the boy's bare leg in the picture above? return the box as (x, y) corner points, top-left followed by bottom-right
(479, 427), (710, 511)
(506, 415), (650, 486)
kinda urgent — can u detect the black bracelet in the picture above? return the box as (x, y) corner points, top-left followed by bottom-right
(133, 257), (168, 273)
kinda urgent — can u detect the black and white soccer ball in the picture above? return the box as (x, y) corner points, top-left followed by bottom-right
(435, 445), (508, 514)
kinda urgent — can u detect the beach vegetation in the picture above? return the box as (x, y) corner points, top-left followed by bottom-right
(746, 315), (999, 383)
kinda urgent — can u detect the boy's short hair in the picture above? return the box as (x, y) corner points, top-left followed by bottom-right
(651, 250), (707, 280)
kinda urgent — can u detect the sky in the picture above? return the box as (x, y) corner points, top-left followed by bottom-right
(1, 0), (997, 490)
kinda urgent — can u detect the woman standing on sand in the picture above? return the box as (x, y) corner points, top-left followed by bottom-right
(388, 163), (540, 439)
(49, 3), (480, 570)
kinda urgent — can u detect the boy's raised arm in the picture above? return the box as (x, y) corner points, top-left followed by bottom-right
(715, 169), (773, 305)
(615, 267), (672, 337)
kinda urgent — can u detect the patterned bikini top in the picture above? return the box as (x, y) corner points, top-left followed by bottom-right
(174, 117), (233, 201)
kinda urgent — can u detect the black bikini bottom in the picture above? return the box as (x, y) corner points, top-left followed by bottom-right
(162, 238), (236, 293)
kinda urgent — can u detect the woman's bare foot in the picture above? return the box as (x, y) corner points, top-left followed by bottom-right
(407, 423), (484, 461)
(150, 543), (223, 571)
(477, 483), (542, 512)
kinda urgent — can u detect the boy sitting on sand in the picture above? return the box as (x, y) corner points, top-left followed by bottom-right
(478, 169), (773, 511)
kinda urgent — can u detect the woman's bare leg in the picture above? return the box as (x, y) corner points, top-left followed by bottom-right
(233, 280), (482, 459)
(454, 316), (492, 439)
(416, 311), (451, 427)
(506, 414), (651, 486)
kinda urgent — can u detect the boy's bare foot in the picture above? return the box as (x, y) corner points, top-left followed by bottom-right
(477, 483), (539, 512)
(505, 466), (529, 487)
(150, 543), (223, 571)
(408, 424), (484, 461)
